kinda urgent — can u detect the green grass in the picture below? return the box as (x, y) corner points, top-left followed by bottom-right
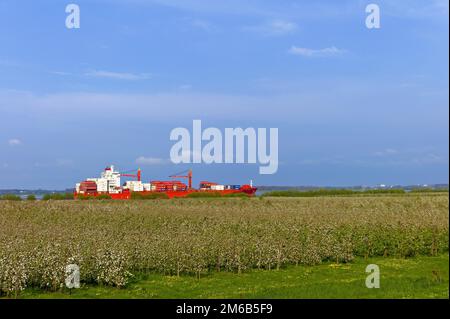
(222, 192), (250, 198)
(261, 189), (449, 197)
(17, 254), (449, 299)
(26, 194), (37, 201)
(95, 194), (112, 200)
(261, 189), (406, 197)
(42, 193), (74, 200)
(410, 188), (449, 193)
(0, 194), (22, 201)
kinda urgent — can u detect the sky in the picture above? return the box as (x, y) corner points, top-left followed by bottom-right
(0, 0), (448, 189)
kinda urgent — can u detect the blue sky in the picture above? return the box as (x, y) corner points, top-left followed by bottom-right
(0, 0), (448, 188)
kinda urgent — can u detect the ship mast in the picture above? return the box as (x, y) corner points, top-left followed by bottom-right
(169, 169), (192, 189)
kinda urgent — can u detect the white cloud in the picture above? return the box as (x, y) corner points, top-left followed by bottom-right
(288, 46), (346, 57)
(136, 156), (167, 165)
(8, 138), (21, 146)
(190, 19), (215, 32)
(270, 20), (297, 34)
(49, 71), (73, 76)
(85, 70), (151, 81)
(243, 19), (298, 36)
(373, 148), (399, 156)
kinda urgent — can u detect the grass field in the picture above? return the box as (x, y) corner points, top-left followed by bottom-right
(19, 254), (449, 299)
(0, 194), (448, 298)
(260, 189), (448, 197)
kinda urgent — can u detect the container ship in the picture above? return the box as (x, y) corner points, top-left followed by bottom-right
(74, 166), (257, 199)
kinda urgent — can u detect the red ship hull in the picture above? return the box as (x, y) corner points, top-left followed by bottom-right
(74, 188), (258, 200)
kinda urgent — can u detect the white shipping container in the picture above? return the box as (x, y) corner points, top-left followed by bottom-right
(211, 185), (225, 191)
(126, 181), (144, 192)
(96, 178), (108, 192)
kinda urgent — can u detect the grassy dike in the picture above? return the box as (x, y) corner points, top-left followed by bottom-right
(18, 254), (449, 299)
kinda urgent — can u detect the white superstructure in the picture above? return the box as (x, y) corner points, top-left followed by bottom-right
(97, 165), (122, 194)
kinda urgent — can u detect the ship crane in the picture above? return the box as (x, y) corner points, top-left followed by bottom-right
(169, 169), (192, 189)
(120, 168), (141, 182)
